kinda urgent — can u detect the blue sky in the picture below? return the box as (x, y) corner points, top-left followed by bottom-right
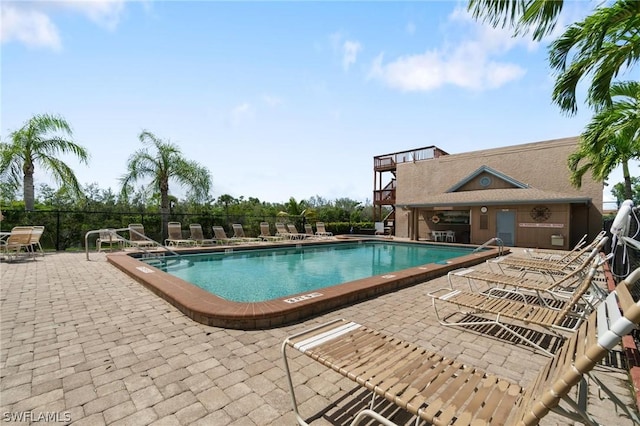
(1, 0), (635, 207)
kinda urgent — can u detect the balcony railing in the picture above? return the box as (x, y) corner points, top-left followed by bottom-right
(374, 189), (396, 205)
(374, 146), (448, 171)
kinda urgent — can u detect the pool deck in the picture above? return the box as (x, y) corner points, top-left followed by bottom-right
(1, 248), (639, 425)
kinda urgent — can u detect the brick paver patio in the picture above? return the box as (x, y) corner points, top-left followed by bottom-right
(1, 251), (638, 425)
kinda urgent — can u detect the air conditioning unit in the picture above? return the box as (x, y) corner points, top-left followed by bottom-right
(551, 235), (564, 247)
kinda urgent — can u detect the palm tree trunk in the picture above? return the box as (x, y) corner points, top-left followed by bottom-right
(622, 160), (633, 200)
(24, 170), (35, 211)
(160, 188), (170, 244)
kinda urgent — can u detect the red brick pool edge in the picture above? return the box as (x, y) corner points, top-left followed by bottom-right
(106, 241), (505, 330)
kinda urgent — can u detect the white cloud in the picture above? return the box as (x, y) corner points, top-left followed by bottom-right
(262, 94), (283, 107)
(368, 6), (532, 92)
(330, 31), (362, 72)
(342, 40), (361, 71)
(62, 0), (127, 31)
(229, 103), (253, 126)
(0, 4), (62, 50)
(1, 0), (129, 50)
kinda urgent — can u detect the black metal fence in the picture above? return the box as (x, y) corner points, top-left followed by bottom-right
(0, 210), (284, 251)
(0, 209), (374, 251)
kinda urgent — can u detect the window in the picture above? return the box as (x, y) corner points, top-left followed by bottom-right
(479, 176), (492, 187)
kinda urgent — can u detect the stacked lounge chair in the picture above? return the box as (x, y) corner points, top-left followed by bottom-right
(282, 267), (640, 425)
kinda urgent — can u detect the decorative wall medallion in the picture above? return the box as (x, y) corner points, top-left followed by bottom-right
(530, 205), (551, 222)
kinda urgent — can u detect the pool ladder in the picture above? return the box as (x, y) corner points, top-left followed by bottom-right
(473, 237), (504, 256)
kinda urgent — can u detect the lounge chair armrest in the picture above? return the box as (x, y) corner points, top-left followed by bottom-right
(426, 288), (460, 300)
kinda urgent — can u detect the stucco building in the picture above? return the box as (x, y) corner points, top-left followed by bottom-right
(374, 137), (603, 250)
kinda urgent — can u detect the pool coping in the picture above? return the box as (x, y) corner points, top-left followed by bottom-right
(107, 239), (507, 329)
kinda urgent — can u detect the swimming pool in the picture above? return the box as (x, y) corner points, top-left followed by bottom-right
(145, 242), (476, 303)
(107, 238), (505, 329)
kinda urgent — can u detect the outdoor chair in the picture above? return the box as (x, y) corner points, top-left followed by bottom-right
(282, 267), (640, 426)
(165, 222), (194, 247)
(488, 232), (608, 279)
(445, 230), (455, 242)
(374, 221), (385, 235)
(0, 226), (33, 261)
(96, 228), (126, 252)
(128, 223), (156, 248)
(28, 225), (45, 256)
(315, 222), (333, 237)
(304, 224), (317, 239)
(275, 222), (292, 239)
(428, 257), (606, 356)
(259, 222), (284, 242)
(212, 226), (238, 245)
(447, 238), (610, 307)
(189, 224), (216, 246)
(286, 223), (307, 240)
(231, 224), (261, 243)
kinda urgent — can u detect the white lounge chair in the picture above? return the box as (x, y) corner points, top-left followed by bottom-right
(282, 267), (640, 426)
(260, 222), (284, 242)
(97, 228), (126, 252)
(304, 224), (318, 239)
(28, 225), (45, 256)
(429, 257), (605, 356)
(189, 224), (216, 246)
(212, 226), (238, 245)
(315, 222), (333, 237)
(275, 222), (292, 239)
(286, 223), (307, 240)
(1, 226), (33, 260)
(128, 224), (156, 248)
(231, 224), (261, 243)
(165, 222), (194, 247)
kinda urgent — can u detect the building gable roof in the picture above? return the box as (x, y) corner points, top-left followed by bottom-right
(446, 165), (528, 193)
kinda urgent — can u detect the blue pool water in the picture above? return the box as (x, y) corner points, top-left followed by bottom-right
(143, 241), (477, 303)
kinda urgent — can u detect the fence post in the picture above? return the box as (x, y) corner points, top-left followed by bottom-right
(56, 210), (61, 251)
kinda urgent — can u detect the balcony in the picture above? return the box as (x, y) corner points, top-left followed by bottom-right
(374, 146), (448, 172)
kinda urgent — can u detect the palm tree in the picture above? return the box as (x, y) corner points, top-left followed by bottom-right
(468, 0), (564, 41)
(612, 177), (640, 206)
(568, 81), (640, 199)
(0, 113), (89, 211)
(468, 0), (640, 114)
(120, 130), (212, 242)
(550, 1), (640, 114)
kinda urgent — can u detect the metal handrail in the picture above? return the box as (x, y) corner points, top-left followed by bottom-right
(473, 237), (504, 256)
(84, 227), (181, 261)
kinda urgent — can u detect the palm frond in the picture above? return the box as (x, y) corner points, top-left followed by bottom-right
(468, 0), (563, 41)
(549, 0), (640, 114)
